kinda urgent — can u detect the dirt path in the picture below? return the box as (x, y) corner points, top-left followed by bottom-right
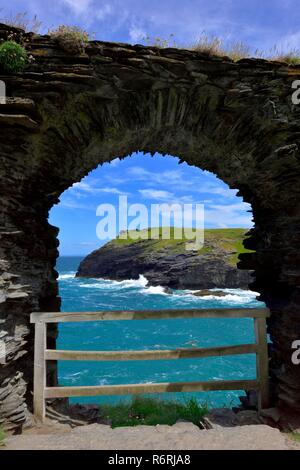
(3, 422), (298, 450)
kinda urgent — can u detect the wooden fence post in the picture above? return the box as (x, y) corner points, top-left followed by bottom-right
(254, 317), (270, 411)
(33, 320), (46, 421)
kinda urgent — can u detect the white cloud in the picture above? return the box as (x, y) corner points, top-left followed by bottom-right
(204, 202), (253, 228)
(209, 202), (251, 212)
(129, 26), (146, 43)
(129, 167), (185, 186)
(129, 166), (238, 200)
(109, 158), (121, 167)
(195, 183), (238, 198)
(138, 188), (196, 207)
(61, 179), (129, 209)
(95, 4), (113, 20)
(100, 187), (127, 195)
(72, 181), (93, 192)
(129, 166), (151, 178)
(59, 197), (93, 210)
(139, 189), (174, 201)
(71, 181), (128, 195)
(61, 0), (93, 15)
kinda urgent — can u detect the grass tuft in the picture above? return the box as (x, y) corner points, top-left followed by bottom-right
(0, 427), (5, 447)
(100, 396), (208, 428)
(226, 41), (251, 62)
(192, 34), (252, 61)
(0, 11), (41, 33)
(143, 34), (177, 48)
(192, 37), (300, 63)
(48, 25), (89, 55)
(192, 33), (224, 56)
(140, 31), (300, 64)
(288, 432), (300, 443)
(272, 52), (300, 65)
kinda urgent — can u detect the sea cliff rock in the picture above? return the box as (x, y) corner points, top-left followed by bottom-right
(193, 290), (227, 297)
(76, 228), (253, 289)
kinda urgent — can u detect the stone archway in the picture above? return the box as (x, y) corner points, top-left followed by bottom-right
(0, 23), (300, 429)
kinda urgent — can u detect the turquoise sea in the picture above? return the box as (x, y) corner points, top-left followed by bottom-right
(57, 256), (265, 408)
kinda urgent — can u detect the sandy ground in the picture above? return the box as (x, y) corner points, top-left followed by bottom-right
(3, 422), (299, 450)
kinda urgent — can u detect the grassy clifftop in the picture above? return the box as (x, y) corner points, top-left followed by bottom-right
(110, 227), (252, 266)
(77, 227), (253, 289)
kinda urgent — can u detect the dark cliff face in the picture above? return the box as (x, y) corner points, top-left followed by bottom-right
(76, 229), (253, 289)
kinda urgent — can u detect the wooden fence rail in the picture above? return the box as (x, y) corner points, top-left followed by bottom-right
(31, 308), (270, 422)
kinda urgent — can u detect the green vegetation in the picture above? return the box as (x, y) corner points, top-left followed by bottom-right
(49, 25), (89, 55)
(205, 228), (252, 265)
(0, 40), (27, 73)
(112, 227), (252, 266)
(273, 52), (300, 65)
(114, 226), (201, 247)
(0, 427), (5, 447)
(100, 396), (208, 428)
(288, 432), (300, 443)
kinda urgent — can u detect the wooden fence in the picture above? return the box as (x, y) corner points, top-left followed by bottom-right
(30, 308), (270, 421)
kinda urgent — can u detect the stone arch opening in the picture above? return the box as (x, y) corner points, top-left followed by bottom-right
(49, 151), (259, 409)
(1, 27), (300, 428)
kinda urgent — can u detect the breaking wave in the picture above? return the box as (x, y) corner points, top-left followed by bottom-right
(172, 288), (260, 305)
(110, 274), (149, 288)
(58, 272), (76, 280)
(144, 285), (169, 295)
(59, 270), (262, 307)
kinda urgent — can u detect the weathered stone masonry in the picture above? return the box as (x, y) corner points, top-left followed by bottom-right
(0, 23), (300, 429)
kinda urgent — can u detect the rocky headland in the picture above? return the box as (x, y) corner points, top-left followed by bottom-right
(76, 228), (253, 289)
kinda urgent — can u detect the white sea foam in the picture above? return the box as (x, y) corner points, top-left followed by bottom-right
(171, 287), (260, 305)
(59, 269), (261, 305)
(111, 274), (149, 288)
(79, 282), (108, 288)
(144, 285), (168, 295)
(58, 272), (76, 280)
(78, 274), (149, 290)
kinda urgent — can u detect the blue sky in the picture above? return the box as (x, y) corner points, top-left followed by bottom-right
(2, 1), (296, 255)
(1, 0), (300, 52)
